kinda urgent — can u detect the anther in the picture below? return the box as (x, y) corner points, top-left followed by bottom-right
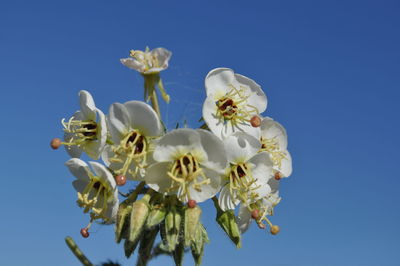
(270, 225), (280, 235)
(187, 199), (197, 208)
(115, 175), (127, 186)
(274, 172), (282, 181)
(250, 115), (261, 127)
(257, 222), (266, 229)
(80, 228), (89, 238)
(251, 209), (259, 219)
(50, 138), (62, 149)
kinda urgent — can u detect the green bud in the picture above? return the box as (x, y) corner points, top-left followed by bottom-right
(164, 206), (182, 251)
(115, 201), (132, 243)
(146, 204), (166, 229)
(216, 210), (241, 248)
(190, 224), (208, 266)
(184, 206), (202, 247)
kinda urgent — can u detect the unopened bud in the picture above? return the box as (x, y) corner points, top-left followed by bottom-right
(50, 138), (62, 149)
(146, 204), (166, 229)
(80, 228), (89, 238)
(164, 207), (182, 251)
(216, 210), (241, 248)
(250, 115), (261, 127)
(251, 209), (259, 220)
(187, 199), (197, 208)
(270, 225), (280, 235)
(274, 172), (282, 181)
(115, 175), (126, 186)
(129, 196), (150, 244)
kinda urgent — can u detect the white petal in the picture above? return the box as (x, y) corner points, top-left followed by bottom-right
(237, 205), (252, 233)
(218, 184), (238, 211)
(79, 90), (96, 121)
(150, 47), (172, 69)
(89, 161), (116, 190)
(144, 162), (173, 194)
(234, 74), (267, 113)
(65, 158), (91, 181)
(72, 179), (87, 193)
(248, 151), (274, 184)
(104, 199), (119, 224)
(64, 132), (83, 158)
(153, 129), (204, 162)
(260, 117), (288, 150)
(268, 178), (279, 193)
(186, 168), (222, 203)
(108, 103), (130, 144)
(223, 132), (261, 163)
(205, 68), (236, 97)
(124, 101), (163, 137)
(196, 129), (228, 173)
(278, 150), (292, 177)
(251, 182), (271, 201)
(120, 58), (145, 72)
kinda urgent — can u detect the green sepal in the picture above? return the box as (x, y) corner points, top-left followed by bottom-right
(172, 241), (185, 266)
(146, 204), (166, 229)
(164, 206), (182, 251)
(216, 210), (241, 248)
(115, 201), (132, 243)
(124, 236), (141, 258)
(137, 226), (160, 266)
(184, 206), (202, 247)
(128, 195), (151, 246)
(190, 223), (208, 266)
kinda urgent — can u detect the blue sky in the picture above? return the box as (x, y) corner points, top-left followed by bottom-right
(1, 0), (399, 265)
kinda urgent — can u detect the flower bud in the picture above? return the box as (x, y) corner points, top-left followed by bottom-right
(115, 201), (132, 243)
(128, 196), (150, 246)
(50, 138), (62, 149)
(184, 206), (202, 247)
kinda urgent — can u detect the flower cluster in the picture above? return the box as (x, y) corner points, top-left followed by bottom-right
(52, 47), (293, 265)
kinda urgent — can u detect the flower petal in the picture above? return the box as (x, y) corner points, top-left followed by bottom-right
(108, 102), (130, 144)
(260, 117), (288, 150)
(153, 129), (204, 162)
(64, 132), (83, 158)
(65, 158), (91, 181)
(205, 68), (236, 97)
(79, 90), (96, 121)
(72, 179), (87, 193)
(89, 161), (116, 190)
(144, 162), (173, 194)
(120, 58), (145, 72)
(196, 129), (228, 174)
(237, 205), (252, 233)
(223, 132), (261, 163)
(268, 178), (279, 193)
(278, 150), (292, 177)
(124, 101), (163, 137)
(234, 74), (267, 113)
(218, 184), (238, 211)
(248, 151), (274, 185)
(150, 47), (172, 69)
(185, 168), (222, 203)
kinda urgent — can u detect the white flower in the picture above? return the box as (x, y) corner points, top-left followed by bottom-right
(202, 68), (267, 140)
(120, 47), (172, 75)
(103, 101), (163, 180)
(65, 158), (119, 223)
(260, 117), (292, 178)
(144, 128), (228, 203)
(62, 90), (107, 160)
(218, 132), (274, 211)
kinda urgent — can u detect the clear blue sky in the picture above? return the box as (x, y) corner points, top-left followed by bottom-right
(1, 0), (399, 265)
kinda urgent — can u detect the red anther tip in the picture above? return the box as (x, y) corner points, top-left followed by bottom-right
(50, 138), (62, 150)
(80, 228), (89, 238)
(274, 172), (282, 181)
(251, 209), (259, 219)
(250, 116), (261, 127)
(187, 199), (197, 208)
(115, 175), (126, 186)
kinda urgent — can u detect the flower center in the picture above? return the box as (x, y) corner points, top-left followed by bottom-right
(215, 85), (258, 125)
(130, 50), (159, 72)
(77, 178), (113, 221)
(109, 130), (148, 178)
(61, 118), (98, 146)
(166, 154), (210, 202)
(260, 137), (287, 168)
(228, 163), (262, 205)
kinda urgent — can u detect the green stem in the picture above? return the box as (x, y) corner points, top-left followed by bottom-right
(127, 181), (146, 203)
(65, 237), (93, 266)
(150, 88), (161, 118)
